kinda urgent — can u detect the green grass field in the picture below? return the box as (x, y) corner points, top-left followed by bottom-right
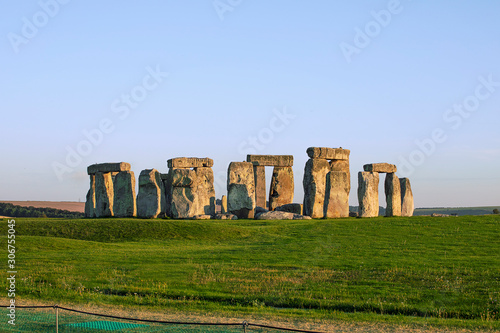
(1, 215), (499, 330)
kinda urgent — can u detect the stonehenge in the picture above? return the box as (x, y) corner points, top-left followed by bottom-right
(85, 162), (135, 218)
(303, 147), (350, 218)
(84, 150), (414, 220)
(357, 163), (414, 218)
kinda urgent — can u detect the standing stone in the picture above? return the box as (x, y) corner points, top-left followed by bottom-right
(269, 166), (294, 211)
(161, 173), (172, 217)
(324, 171), (350, 218)
(95, 172), (114, 217)
(193, 167), (216, 216)
(85, 175), (96, 218)
(221, 195), (228, 214)
(227, 162), (255, 219)
(168, 168), (196, 219)
(357, 172), (379, 218)
(170, 187), (196, 218)
(113, 171), (136, 217)
(384, 173), (401, 217)
(400, 178), (414, 217)
(137, 169), (166, 218)
(253, 166), (266, 209)
(303, 159), (330, 218)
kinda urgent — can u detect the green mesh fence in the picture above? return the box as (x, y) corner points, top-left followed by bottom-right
(0, 306), (322, 333)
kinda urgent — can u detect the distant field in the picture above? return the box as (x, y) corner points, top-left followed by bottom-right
(414, 206), (499, 216)
(1, 215), (499, 331)
(0, 201), (85, 213)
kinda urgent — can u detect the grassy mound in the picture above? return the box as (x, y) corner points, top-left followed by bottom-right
(1, 215), (499, 330)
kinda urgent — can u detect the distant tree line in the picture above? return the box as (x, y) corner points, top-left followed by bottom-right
(0, 203), (84, 219)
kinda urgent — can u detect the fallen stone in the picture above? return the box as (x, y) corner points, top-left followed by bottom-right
(171, 169), (196, 187)
(87, 162), (131, 175)
(357, 172), (379, 218)
(255, 211), (311, 220)
(269, 166), (294, 211)
(400, 178), (414, 217)
(385, 173), (401, 217)
(215, 213), (238, 220)
(431, 213), (450, 217)
(167, 157), (213, 169)
(303, 158), (330, 218)
(324, 171), (350, 218)
(227, 162), (255, 219)
(247, 155), (293, 167)
(192, 214), (212, 220)
(113, 171), (137, 217)
(349, 211), (359, 217)
(363, 163), (397, 173)
(275, 203), (303, 215)
(95, 172), (114, 217)
(137, 169), (166, 218)
(306, 147), (350, 160)
(84, 175), (96, 218)
(255, 206), (269, 215)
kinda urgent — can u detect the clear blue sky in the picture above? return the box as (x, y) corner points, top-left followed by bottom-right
(1, 1), (499, 208)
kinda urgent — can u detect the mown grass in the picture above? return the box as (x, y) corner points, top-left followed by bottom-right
(1, 215), (499, 330)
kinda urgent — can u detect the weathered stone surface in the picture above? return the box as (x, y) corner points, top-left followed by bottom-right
(227, 162), (255, 219)
(171, 169), (196, 187)
(215, 213), (238, 220)
(137, 169), (166, 218)
(363, 163), (397, 173)
(193, 167), (216, 216)
(330, 159), (351, 195)
(170, 187), (195, 218)
(255, 211), (311, 220)
(357, 172), (379, 218)
(113, 171), (136, 217)
(247, 155), (293, 167)
(87, 162), (131, 175)
(95, 172), (114, 217)
(385, 173), (401, 217)
(400, 178), (414, 217)
(269, 166), (294, 211)
(85, 175), (96, 218)
(307, 147), (350, 160)
(324, 171), (350, 218)
(303, 159), (330, 218)
(253, 166), (267, 209)
(221, 195), (227, 214)
(275, 203), (303, 215)
(349, 211), (359, 217)
(167, 157), (213, 169)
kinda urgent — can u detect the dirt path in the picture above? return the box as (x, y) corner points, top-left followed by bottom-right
(1, 298), (495, 333)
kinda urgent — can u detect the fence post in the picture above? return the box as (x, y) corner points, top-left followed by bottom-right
(55, 305), (59, 333)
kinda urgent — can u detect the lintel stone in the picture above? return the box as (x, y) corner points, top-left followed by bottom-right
(88, 162), (131, 175)
(306, 147), (350, 160)
(167, 157), (214, 169)
(246, 155), (293, 167)
(363, 163), (397, 173)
